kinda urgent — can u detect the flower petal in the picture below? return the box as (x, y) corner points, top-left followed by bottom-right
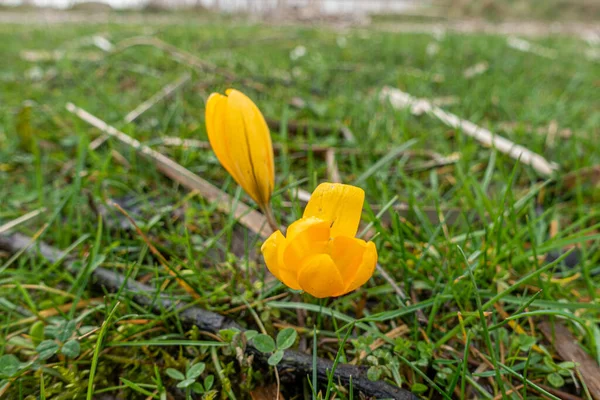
(225, 89), (274, 208)
(298, 254), (345, 298)
(283, 217), (330, 269)
(303, 183), (365, 237)
(261, 230), (285, 280)
(329, 236), (367, 286)
(286, 216), (329, 240)
(206, 92), (236, 180)
(261, 230), (301, 290)
(345, 241), (377, 293)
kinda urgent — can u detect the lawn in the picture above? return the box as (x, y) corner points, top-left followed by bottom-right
(0, 9), (599, 400)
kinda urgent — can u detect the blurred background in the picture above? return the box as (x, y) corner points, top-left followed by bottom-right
(1, 0), (599, 20)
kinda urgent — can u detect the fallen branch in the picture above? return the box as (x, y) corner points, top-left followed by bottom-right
(539, 321), (600, 400)
(0, 233), (416, 400)
(60, 34), (113, 52)
(66, 103), (273, 239)
(381, 86), (559, 177)
(507, 37), (557, 59)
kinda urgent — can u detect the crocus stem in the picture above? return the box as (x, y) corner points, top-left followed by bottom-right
(263, 204), (279, 232)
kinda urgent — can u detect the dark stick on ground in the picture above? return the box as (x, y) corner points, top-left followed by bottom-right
(0, 232), (416, 400)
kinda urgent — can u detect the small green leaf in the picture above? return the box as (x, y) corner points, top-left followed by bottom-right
(176, 378), (195, 389)
(0, 355), (21, 378)
(558, 361), (576, 370)
(547, 372), (564, 387)
(244, 330), (258, 342)
(367, 366), (382, 381)
(558, 367), (573, 376)
(415, 357), (429, 367)
(29, 321), (45, 347)
(187, 362), (205, 380)
(166, 368), (185, 381)
(61, 340), (81, 358)
(268, 350), (284, 366)
(543, 356), (557, 371)
(218, 328), (240, 343)
(517, 335), (537, 352)
(191, 382), (205, 394)
(36, 340), (59, 360)
(7, 336), (32, 350)
(252, 334), (276, 353)
(276, 328), (297, 350)
(203, 375), (214, 391)
(57, 320), (77, 342)
(411, 383), (428, 394)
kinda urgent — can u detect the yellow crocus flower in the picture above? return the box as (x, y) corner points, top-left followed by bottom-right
(261, 183), (378, 298)
(206, 89), (275, 213)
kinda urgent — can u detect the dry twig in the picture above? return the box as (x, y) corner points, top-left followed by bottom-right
(0, 208), (46, 235)
(507, 37), (558, 59)
(381, 86), (559, 177)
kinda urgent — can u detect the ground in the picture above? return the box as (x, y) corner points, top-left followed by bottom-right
(0, 8), (599, 400)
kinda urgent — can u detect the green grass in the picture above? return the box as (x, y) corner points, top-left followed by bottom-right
(1, 10), (599, 399)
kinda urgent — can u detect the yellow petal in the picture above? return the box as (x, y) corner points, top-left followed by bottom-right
(205, 89), (274, 209)
(261, 230), (301, 290)
(298, 254), (345, 298)
(329, 236), (367, 286)
(344, 241), (377, 294)
(206, 92), (251, 190)
(283, 217), (330, 269)
(206, 93), (235, 178)
(303, 183), (365, 237)
(261, 230), (285, 280)
(285, 216), (328, 240)
(225, 89), (274, 207)
(278, 268), (302, 291)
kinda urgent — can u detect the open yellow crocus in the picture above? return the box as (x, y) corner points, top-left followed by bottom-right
(206, 89), (274, 213)
(261, 183), (377, 298)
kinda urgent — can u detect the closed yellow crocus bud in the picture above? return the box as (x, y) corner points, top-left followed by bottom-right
(206, 89), (275, 213)
(261, 183), (377, 298)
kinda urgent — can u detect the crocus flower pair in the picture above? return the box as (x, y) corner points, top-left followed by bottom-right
(206, 89), (377, 298)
